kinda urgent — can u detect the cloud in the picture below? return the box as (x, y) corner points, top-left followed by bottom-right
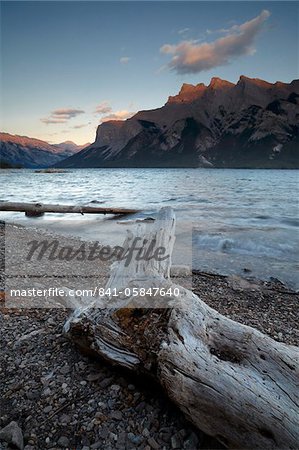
(178, 28), (190, 35)
(206, 21), (239, 36)
(95, 101), (112, 115)
(160, 10), (270, 74)
(101, 110), (135, 122)
(41, 108), (85, 125)
(72, 124), (88, 129)
(41, 118), (67, 124)
(51, 108), (85, 119)
(120, 56), (131, 64)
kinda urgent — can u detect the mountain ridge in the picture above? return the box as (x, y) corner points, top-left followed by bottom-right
(56, 76), (299, 169)
(0, 133), (89, 168)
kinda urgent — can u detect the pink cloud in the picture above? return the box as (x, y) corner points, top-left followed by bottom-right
(160, 10), (270, 74)
(95, 102), (112, 115)
(101, 110), (135, 122)
(41, 108), (85, 125)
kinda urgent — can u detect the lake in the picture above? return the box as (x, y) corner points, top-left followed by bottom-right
(1, 168), (298, 289)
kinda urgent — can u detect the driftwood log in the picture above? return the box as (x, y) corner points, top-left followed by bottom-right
(0, 202), (138, 216)
(64, 207), (299, 449)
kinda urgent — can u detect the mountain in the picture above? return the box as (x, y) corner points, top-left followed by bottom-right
(57, 76), (299, 169)
(0, 134), (88, 168)
(53, 140), (90, 153)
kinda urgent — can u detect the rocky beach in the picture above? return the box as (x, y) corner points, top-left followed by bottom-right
(0, 221), (298, 450)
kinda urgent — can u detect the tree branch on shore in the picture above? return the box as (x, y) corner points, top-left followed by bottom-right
(0, 202), (138, 216)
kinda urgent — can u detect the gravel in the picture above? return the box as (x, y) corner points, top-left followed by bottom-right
(1, 306), (219, 450)
(192, 271), (298, 346)
(0, 222), (222, 450)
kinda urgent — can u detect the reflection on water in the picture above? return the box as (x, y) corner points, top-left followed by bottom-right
(1, 168), (298, 289)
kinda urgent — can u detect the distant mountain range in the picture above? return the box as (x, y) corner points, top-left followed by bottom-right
(57, 76), (299, 169)
(53, 140), (90, 154)
(2, 76), (298, 169)
(0, 133), (89, 168)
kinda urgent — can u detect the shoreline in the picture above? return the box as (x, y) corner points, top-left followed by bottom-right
(1, 220), (298, 345)
(2, 215), (298, 290)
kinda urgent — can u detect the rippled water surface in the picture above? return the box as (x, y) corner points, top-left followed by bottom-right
(1, 168), (298, 288)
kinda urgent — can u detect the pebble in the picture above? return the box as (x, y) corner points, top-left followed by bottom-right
(60, 414), (71, 424)
(0, 421), (24, 450)
(43, 406), (52, 414)
(109, 432), (117, 442)
(143, 428), (150, 438)
(171, 434), (181, 449)
(59, 364), (71, 375)
(46, 317), (56, 326)
(43, 388), (51, 396)
(97, 402), (107, 409)
(90, 442), (102, 449)
(87, 373), (103, 382)
(26, 390), (40, 401)
(99, 377), (113, 389)
(110, 384), (121, 391)
(128, 433), (144, 445)
(110, 410), (122, 420)
(148, 437), (160, 449)
(184, 431), (200, 449)
(57, 436), (69, 447)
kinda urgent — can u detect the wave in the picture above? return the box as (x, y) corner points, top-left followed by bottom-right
(253, 215), (299, 227)
(162, 195), (210, 204)
(280, 218), (299, 227)
(193, 232), (296, 260)
(254, 215), (271, 220)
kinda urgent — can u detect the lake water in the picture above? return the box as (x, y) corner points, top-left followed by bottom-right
(1, 168), (298, 289)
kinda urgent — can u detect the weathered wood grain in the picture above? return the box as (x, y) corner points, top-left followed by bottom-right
(64, 207), (299, 449)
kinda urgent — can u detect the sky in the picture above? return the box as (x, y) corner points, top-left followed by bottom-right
(1, 1), (298, 145)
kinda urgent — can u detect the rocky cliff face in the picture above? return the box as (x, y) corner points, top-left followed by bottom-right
(59, 76), (298, 168)
(0, 134), (88, 168)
